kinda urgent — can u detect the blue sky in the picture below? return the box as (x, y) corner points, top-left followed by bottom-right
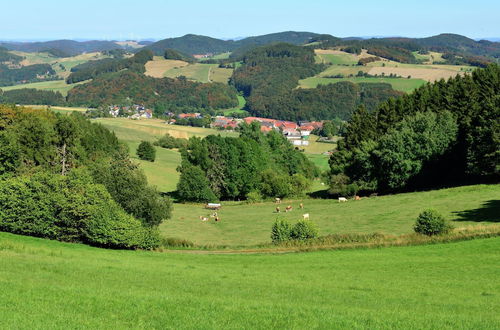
(1, 0), (498, 40)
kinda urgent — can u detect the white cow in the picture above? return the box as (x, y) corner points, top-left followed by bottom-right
(338, 197), (348, 203)
(302, 213), (310, 220)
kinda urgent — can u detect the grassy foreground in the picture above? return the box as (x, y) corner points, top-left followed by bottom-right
(0, 232), (498, 328)
(163, 184), (500, 246)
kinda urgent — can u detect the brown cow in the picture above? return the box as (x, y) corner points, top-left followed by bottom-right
(276, 206), (280, 213)
(354, 196), (361, 201)
(299, 203), (304, 209)
(285, 205), (293, 212)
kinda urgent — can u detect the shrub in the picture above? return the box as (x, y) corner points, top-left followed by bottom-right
(291, 219), (319, 240)
(414, 209), (452, 236)
(246, 190), (263, 204)
(137, 141), (156, 162)
(271, 219), (292, 243)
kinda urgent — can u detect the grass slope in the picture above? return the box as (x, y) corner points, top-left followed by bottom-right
(164, 63), (233, 83)
(0, 232), (498, 328)
(299, 76), (427, 93)
(144, 57), (189, 78)
(0, 80), (86, 96)
(162, 184), (500, 246)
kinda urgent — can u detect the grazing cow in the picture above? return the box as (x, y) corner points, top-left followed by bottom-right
(200, 216), (209, 222)
(275, 198), (282, 204)
(276, 206), (280, 213)
(338, 197), (348, 203)
(302, 213), (310, 220)
(299, 203), (304, 209)
(354, 195), (361, 201)
(211, 212), (218, 218)
(285, 205), (293, 212)
(215, 216), (220, 222)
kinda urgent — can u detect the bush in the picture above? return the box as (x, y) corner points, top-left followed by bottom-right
(137, 141), (156, 162)
(291, 219), (319, 240)
(246, 190), (263, 204)
(0, 171), (159, 249)
(271, 219), (292, 243)
(414, 209), (452, 236)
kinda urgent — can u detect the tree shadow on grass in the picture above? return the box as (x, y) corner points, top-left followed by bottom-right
(452, 200), (500, 223)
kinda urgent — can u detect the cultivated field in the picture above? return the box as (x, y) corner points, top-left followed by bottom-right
(161, 184), (500, 246)
(1, 232), (498, 328)
(305, 49), (474, 92)
(144, 57), (189, 78)
(164, 63), (233, 83)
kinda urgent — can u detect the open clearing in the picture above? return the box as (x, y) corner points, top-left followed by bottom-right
(144, 57), (189, 78)
(164, 63), (233, 83)
(299, 76), (427, 93)
(1, 232), (498, 328)
(162, 184), (500, 246)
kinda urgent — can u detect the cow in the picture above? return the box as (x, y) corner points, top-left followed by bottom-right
(275, 206), (280, 213)
(299, 203), (304, 209)
(302, 213), (310, 220)
(354, 195), (361, 201)
(285, 205), (293, 212)
(338, 197), (348, 203)
(275, 198), (282, 204)
(200, 216), (209, 222)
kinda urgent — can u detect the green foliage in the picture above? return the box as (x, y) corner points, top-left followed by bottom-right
(0, 63), (56, 86)
(0, 171), (158, 249)
(290, 219), (319, 240)
(154, 133), (187, 149)
(66, 49), (153, 83)
(0, 130), (20, 176)
(246, 190), (263, 204)
(137, 141), (156, 162)
(67, 71), (239, 112)
(0, 88), (66, 106)
(271, 219), (292, 243)
(414, 209), (452, 236)
(176, 163), (217, 202)
(164, 49), (195, 62)
(331, 64), (500, 193)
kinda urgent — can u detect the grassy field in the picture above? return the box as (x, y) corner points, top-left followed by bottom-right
(162, 184), (500, 246)
(315, 49), (358, 65)
(23, 105), (89, 114)
(164, 63), (233, 83)
(144, 57), (189, 78)
(0, 232), (498, 328)
(299, 76), (427, 93)
(0, 79), (87, 96)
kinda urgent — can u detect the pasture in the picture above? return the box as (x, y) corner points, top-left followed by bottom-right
(162, 184), (500, 246)
(315, 49), (358, 65)
(164, 63), (233, 83)
(144, 57), (189, 78)
(0, 232), (499, 328)
(299, 76), (427, 93)
(0, 79), (87, 96)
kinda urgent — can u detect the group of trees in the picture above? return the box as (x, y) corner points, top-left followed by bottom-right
(0, 63), (56, 86)
(66, 71), (239, 112)
(0, 105), (171, 249)
(66, 49), (154, 84)
(163, 49), (195, 63)
(176, 122), (318, 202)
(0, 88), (65, 106)
(328, 64), (499, 195)
(0, 47), (23, 64)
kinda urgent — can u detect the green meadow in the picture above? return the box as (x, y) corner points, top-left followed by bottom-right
(0, 232), (498, 328)
(299, 76), (427, 93)
(162, 184), (500, 246)
(0, 80), (86, 96)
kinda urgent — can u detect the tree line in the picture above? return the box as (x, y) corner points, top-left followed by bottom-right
(0, 63), (56, 86)
(328, 64), (499, 196)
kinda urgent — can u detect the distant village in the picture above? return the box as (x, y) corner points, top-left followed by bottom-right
(107, 105), (324, 146)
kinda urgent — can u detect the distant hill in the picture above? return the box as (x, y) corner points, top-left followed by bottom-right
(0, 40), (122, 56)
(144, 31), (323, 56)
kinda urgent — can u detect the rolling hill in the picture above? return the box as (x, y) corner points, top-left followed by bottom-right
(0, 39), (123, 56)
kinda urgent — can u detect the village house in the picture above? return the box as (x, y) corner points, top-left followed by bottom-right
(211, 116), (240, 130)
(178, 113), (202, 119)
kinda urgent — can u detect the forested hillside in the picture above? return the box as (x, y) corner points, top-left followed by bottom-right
(0, 105), (170, 249)
(0, 88), (65, 105)
(66, 49), (154, 83)
(231, 43), (401, 121)
(0, 63), (56, 86)
(329, 64), (500, 195)
(67, 71), (239, 112)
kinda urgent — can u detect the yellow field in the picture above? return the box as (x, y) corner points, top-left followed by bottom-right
(144, 57), (189, 78)
(367, 66), (464, 82)
(208, 66), (233, 83)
